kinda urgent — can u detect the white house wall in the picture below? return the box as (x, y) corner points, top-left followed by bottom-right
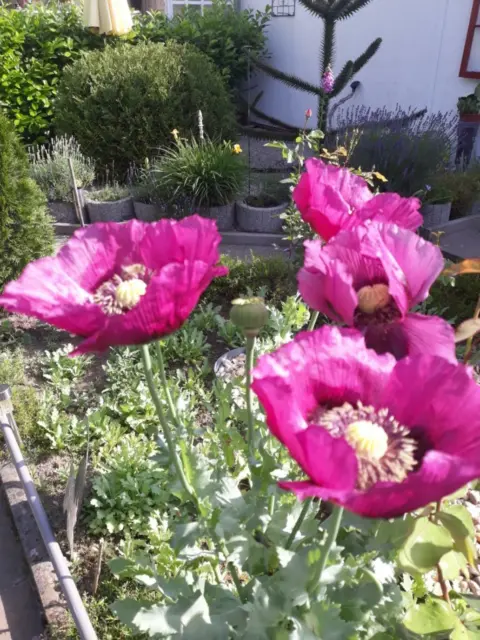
(242, 0), (476, 128)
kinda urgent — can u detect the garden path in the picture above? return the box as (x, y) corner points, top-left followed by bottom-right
(0, 485), (44, 639)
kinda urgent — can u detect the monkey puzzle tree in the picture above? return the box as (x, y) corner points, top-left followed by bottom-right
(254, 0), (381, 130)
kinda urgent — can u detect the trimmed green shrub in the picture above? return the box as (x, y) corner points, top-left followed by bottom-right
(132, 1), (270, 98)
(55, 42), (237, 177)
(0, 114), (54, 290)
(0, 1), (268, 145)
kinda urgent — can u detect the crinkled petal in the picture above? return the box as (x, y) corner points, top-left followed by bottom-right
(252, 327), (396, 464)
(374, 224), (444, 306)
(296, 427), (358, 491)
(298, 240), (358, 323)
(280, 451), (480, 519)
(293, 159), (373, 240)
(352, 193), (423, 232)
(140, 215), (224, 270)
(382, 355), (480, 460)
(0, 255), (104, 336)
(72, 260), (226, 355)
(55, 220), (148, 291)
(364, 314), (456, 362)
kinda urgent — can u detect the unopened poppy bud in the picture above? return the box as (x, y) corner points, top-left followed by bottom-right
(305, 108), (313, 119)
(230, 297), (269, 337)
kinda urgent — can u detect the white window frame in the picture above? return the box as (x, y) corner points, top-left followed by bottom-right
(167, 0), (213, 18)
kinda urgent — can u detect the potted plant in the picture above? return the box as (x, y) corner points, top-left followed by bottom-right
(131, 166), (166, 222)
(458, 85), (480, 122)
(85, 184), (135, 223)
(29, 136), (94, 224)
(420, 177), (453, 228)
(236, 177), (290, 233)
(152, 129), (246, 231)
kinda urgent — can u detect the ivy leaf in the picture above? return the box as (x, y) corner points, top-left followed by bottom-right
(398, 517), (453, 575)
(404, 598), (458, 635)
(437, 505), (477, 565)
(439, 550), (468, 581)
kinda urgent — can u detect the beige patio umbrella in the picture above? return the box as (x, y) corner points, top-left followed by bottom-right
(84, 0), (133, 36)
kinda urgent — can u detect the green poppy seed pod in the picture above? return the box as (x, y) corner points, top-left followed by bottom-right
(230, 297), (269, 337)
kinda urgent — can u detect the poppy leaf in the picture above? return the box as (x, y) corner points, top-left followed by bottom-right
(398, 517), (453, 575)
(437, 505), (477, 565)
(438, 549), (467, 580)
(404, 598), (457, 635)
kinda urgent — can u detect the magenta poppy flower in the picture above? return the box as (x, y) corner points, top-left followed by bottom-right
(293, 158), (422, 241)
(298, 222), (455, 362)
(252, 327), (480, 518)
(0, 216), (227, 355)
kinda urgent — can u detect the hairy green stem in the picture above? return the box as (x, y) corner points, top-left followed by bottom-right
(286, 498), (313, 550)
(141, 344), (196, 501)
(155, 341), (181, 429)
(310, 505), (344, 592)
(245, 334), (256, 465)
(268, 495), (276, 518)
(308, 311), (320, 331)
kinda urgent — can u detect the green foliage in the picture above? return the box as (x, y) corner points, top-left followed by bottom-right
(202, 254), (297, 308)
(132, 1), (270, 99)
(0, 113), (54, 291)
(151, 136), (246, 207)
(29, 136), (95, 202)
(0, 1), (268, 145)
(0, 349), (41, 442)
(55, 42), (237, 177)
(429, 165), (480, 218)
(0, 2), (102, 143)
(87, 185), (131, 203)
(161, 327), (211, 366)
(88, 434), (172, 536)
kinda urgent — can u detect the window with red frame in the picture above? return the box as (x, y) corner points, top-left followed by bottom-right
(460, 0), (480, 78)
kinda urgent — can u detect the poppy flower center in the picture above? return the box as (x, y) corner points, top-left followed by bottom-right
(357, 284), (390, 314)
(312, 402), (417, 490)
(93, 264), (149, 316)
(354, 284), (402, 329)
(345, 420), (388, 460)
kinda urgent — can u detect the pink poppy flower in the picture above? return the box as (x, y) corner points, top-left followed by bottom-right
(298, 222), (455, 362)
(0, 216), (227, 355)
(252, 327), (480, 518)
(293, 158), (422, 241)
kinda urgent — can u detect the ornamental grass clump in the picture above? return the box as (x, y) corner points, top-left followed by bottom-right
(2, 139), (480, 636)
(151, 133), (247, 209)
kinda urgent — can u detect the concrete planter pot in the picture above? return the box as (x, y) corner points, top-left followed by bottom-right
(235, 200), (288, 233)
(86, 196), (134, 223)
(426, 215), (480, 260)
(133, 201), (164, 222)
(47, 201), (77, 224)
(421, 203), (452, 229)
(199, 203), (235, 231)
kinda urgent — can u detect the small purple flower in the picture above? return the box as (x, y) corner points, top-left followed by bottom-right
(425, 184), (432, 192)
(298, 222), (456, 362)
(321, 65), (335, 94)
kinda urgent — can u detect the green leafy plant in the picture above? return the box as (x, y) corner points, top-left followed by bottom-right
(29, 136), (95, 202)
(429, 165), (480, 218)
(89, 434), (172, 536)
(132, 0), (270, 100)
(0, 113), (54, 291)
(87, 185), (131, 203)
(151, 134), (246, 208)
(55, 42), (237, 177)
(458, 84), (480, 115)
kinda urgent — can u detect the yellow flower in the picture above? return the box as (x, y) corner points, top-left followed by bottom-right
(233, 144), (242, 154)
(171, 129), (179, 139)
